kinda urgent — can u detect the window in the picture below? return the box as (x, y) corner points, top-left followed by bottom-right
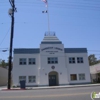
(28, 76), (36, 83)
(19, 76), (26, 83)
(77, 57), (83, 63)
(28, 58), (36, 65)
(79, 74), (85, 80)
(48, 57), (58, 64)
(70, 74), (77, 81)
(19, 58), (26, 65)
(69, 57), (75, 64)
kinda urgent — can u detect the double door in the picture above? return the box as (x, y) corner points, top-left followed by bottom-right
(49, 75), (56, 86)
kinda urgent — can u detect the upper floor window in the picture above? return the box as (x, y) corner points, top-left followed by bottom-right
(77, 57), (83, 63)
(29, 58), (36, 65)
(69, 57), (75, 64)
(48, 57), (58, 64)
(19, 58), (26, 65)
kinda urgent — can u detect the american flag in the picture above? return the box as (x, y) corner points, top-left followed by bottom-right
(42, 0), (48, 7)
(42, 10), (48, 13)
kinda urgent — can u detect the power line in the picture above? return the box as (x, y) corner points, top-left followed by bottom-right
(0, 48), (8, 49)
(14, 2), (100, 6)
(88, 50), (100, 52)
(0, 27), (10, 47)
(1, 3), (100, 11)
(1, 1), (100, 8)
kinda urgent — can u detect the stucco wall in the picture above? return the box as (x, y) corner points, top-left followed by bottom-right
(12, 54), (40, 86)
(66, 53), (91, 84)
(13, 45), (91, 86)
(39, 43), (69, 86)
(0, 67), (8, 86)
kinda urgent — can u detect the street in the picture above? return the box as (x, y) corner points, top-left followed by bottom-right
(0, 86), (100, 100)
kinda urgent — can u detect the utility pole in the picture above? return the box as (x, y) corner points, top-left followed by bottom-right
(8, 0), (16, 89)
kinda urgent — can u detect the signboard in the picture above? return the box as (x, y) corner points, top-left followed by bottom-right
(41, 47), (63, 51)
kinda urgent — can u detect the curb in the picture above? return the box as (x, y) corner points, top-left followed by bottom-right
(1, 89), (26, 91)
(0, 84), (100, 91)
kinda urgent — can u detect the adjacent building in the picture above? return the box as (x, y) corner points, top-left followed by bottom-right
(12, 33), (91, 87)
(0, 67), (8, 86)
(90, 63), (100, 83)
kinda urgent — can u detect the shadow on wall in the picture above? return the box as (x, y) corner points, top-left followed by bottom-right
(91, 73), (100, 83)
(0, 67), (8, 86)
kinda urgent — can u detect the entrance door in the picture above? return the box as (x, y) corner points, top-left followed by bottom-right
(49, 75), (56, 86)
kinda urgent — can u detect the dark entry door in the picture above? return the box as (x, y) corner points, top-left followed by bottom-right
(49, 75), (56, 86)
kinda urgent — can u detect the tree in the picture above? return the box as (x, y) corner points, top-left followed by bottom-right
(0, 60), (8, 68)
(88, 54), (99, 66)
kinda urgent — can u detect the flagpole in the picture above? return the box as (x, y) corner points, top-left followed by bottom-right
(47, 0), (50, 35)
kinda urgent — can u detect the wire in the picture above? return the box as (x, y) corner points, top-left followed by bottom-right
(88, 50), (100, 52)
(1, 2), (100, 11)
(0, 27), (10, 47)
(0, 48), (8, 50)
(1, 1), (100, 8)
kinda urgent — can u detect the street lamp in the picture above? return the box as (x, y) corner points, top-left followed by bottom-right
(2, 50), (8, 52)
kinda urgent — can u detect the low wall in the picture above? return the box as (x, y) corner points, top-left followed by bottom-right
(0, 67), (8, 86)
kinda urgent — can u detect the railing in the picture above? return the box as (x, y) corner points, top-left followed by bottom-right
(45, 31), (56, 36)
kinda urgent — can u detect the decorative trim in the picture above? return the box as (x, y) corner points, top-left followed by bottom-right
(14, 48), (87, 54)
(64, 48), (87, 53)
(14, 48), (40, 54)
(38, 85), (49, 87)
(59, 84), (69, 86)
(17, 85), (38, 87)
(69, 82), (91, 85)
(41, 42), (62, 44)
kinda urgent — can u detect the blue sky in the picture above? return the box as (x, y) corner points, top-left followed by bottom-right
(0, 0), (100, 61)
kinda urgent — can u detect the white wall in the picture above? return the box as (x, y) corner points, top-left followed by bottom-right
(12, 54), (40, 86)
(39, 44), (69, 86)
(13, 47), (91, 86)
(65, 53), (91, 84)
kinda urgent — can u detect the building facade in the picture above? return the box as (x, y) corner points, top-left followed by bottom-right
(90, 63), (100, 83)
(0, 67), (8, 86)
(12, 34), (91, 87)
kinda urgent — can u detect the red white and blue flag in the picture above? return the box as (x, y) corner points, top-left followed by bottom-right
(42, 0), (48, 7)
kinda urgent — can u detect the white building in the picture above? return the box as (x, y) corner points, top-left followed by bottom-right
(12, 33), (91, 87)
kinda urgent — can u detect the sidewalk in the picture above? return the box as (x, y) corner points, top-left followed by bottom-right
(0, 84), (100, 91)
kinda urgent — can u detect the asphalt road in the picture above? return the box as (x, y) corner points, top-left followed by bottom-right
(0, 86), (100, 100)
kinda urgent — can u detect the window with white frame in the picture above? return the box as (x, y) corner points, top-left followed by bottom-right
(70, 74), (77, 81)
(19, 76), (26, 83)
(19, 58), (26, 65)
(77, 57), (83, 63)
(79, 74), (85, 80)
(69, 57), (75, 64)
(48, 57), (58, 64)
(28, 58), (36, 65)
(28, 76), (36, 83)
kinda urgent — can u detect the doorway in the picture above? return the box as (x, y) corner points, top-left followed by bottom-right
(49, 71), (59, 86)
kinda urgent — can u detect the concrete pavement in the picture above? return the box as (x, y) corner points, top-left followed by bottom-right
(0, 86), (100, 100)
(0, 83), (100, 90)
